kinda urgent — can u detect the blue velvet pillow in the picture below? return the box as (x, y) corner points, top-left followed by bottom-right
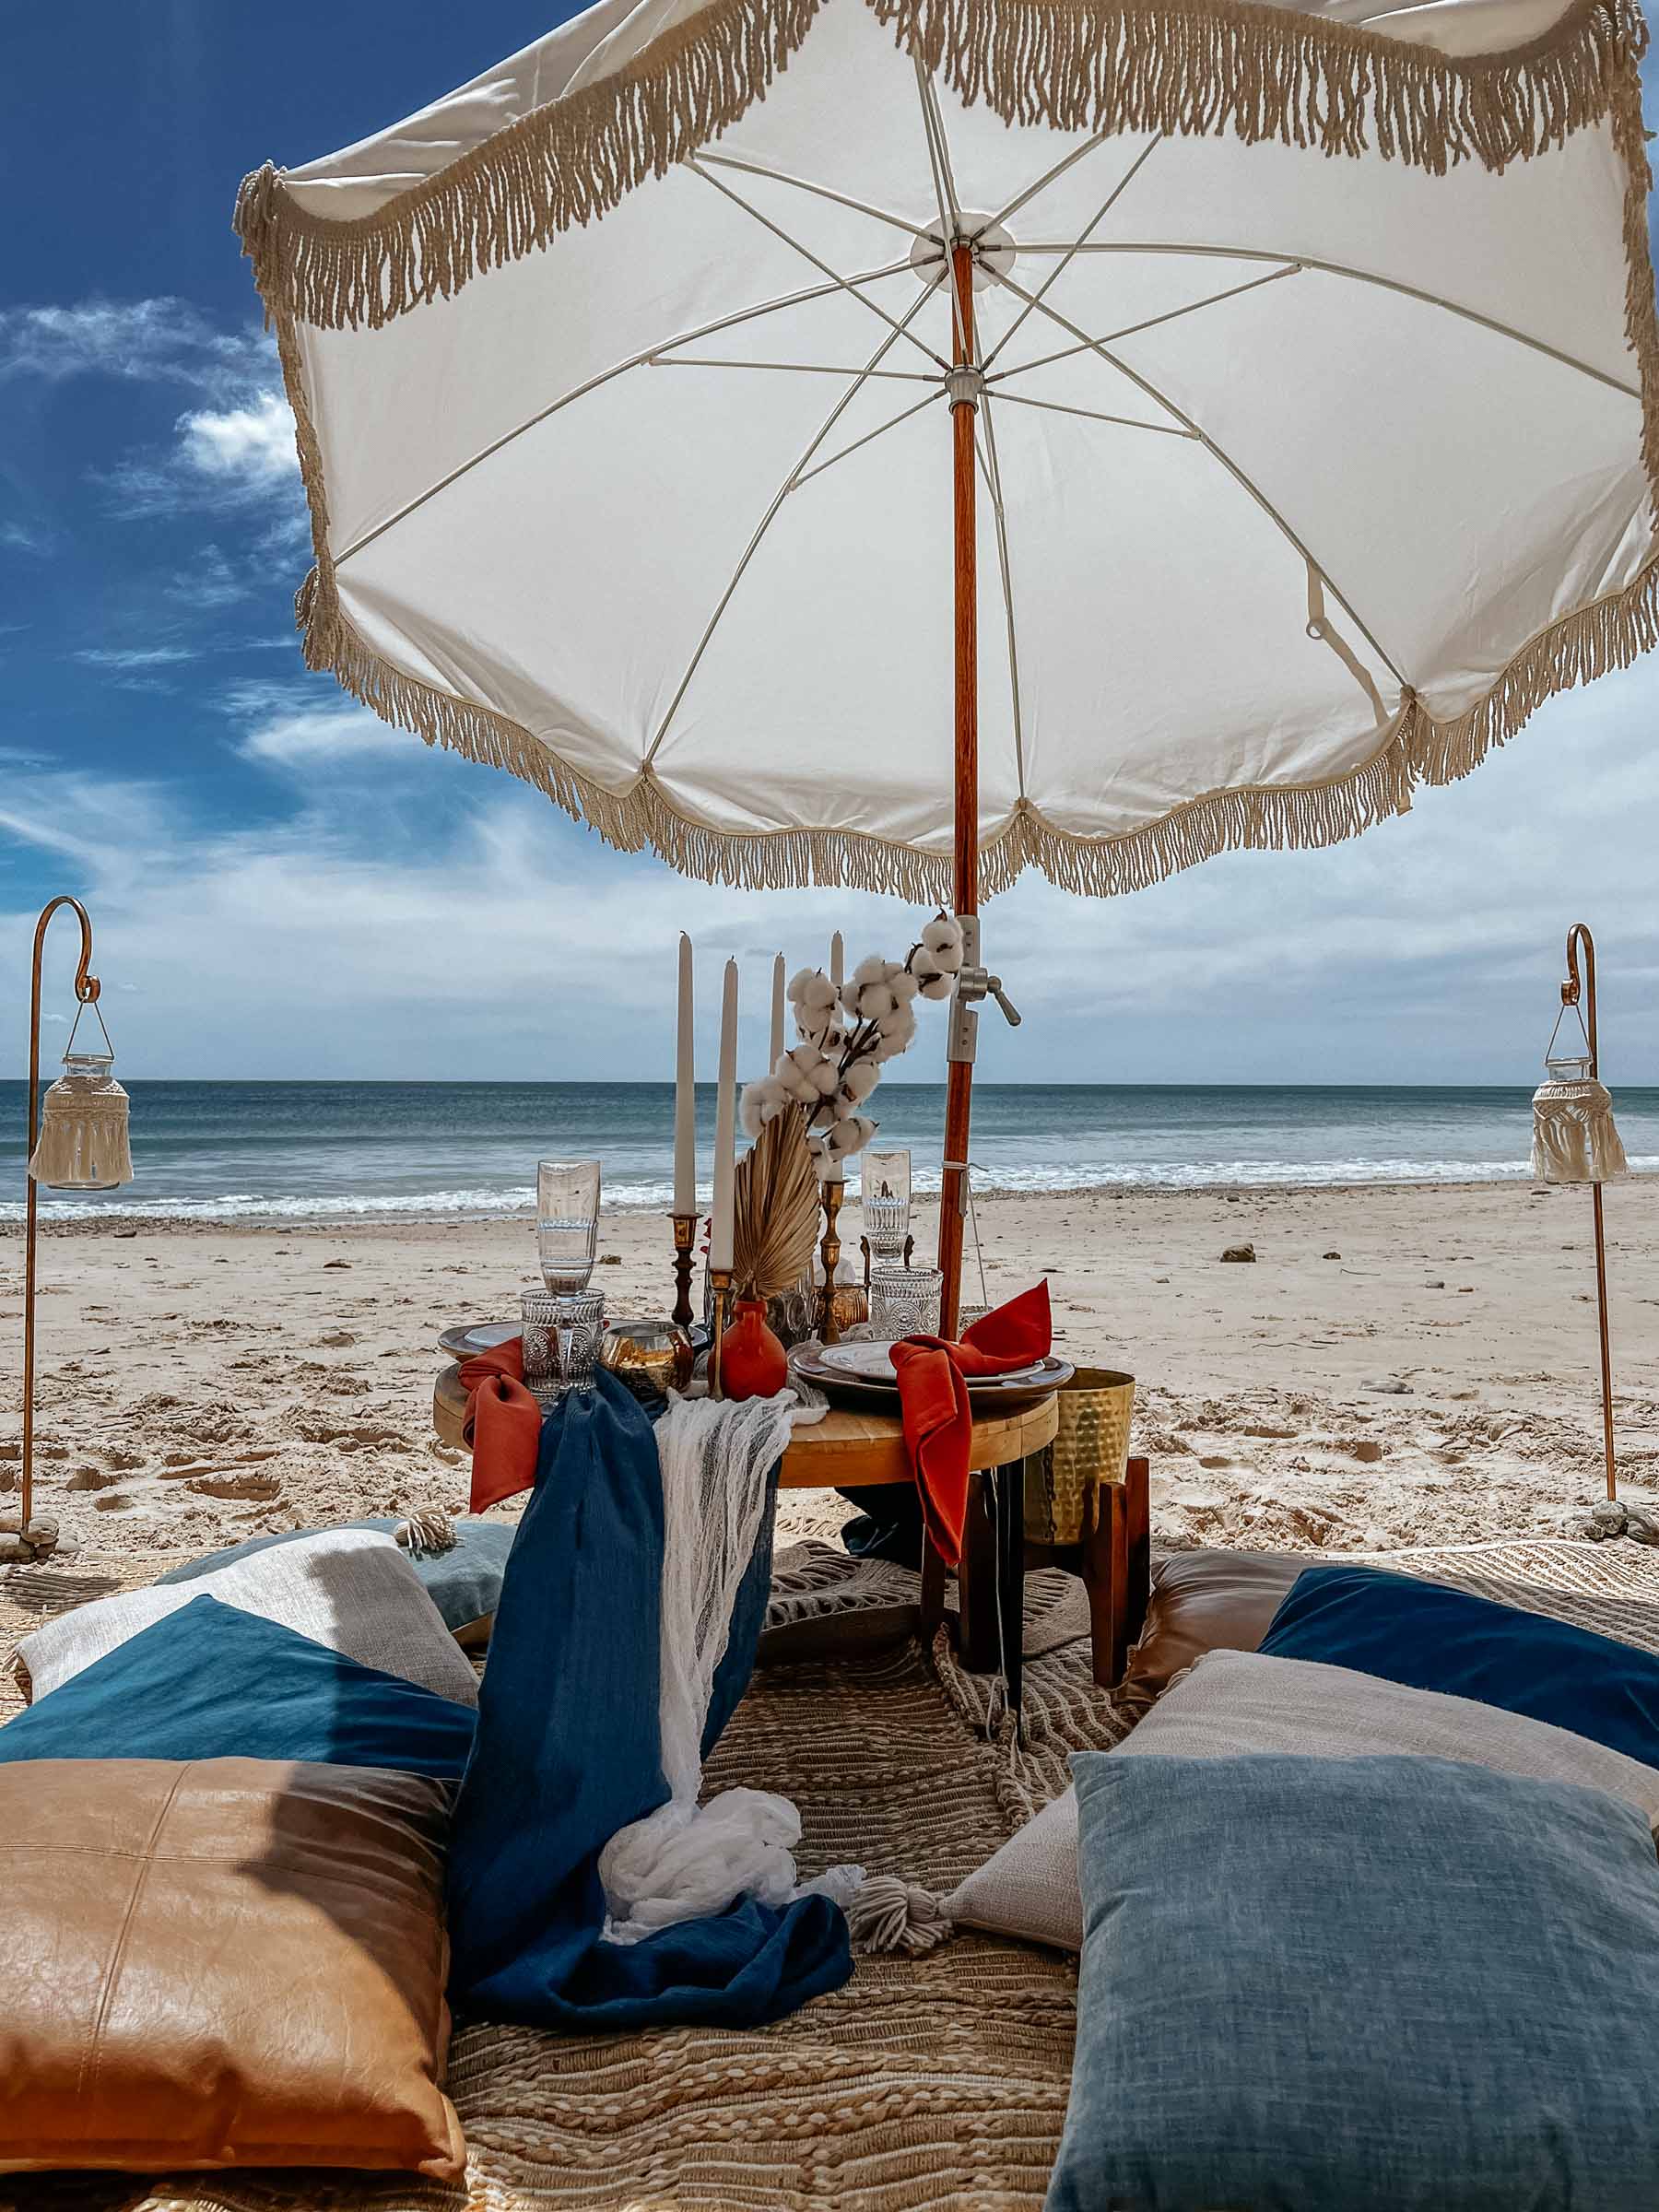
(156, 1516), (516, 1638)
(0, 1596), (475, 1778)
(1259, 1562), (1659, 1771)
(1052, 1751), (1659, 2212)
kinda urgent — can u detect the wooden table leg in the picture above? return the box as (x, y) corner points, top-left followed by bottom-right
(920, 1537), (947, 1633)
(956, 1470), (1000, 1672)
(1078, 1457), (1152, 1688)
(995, 1457), (1025, 1733)
(1124, 1455), (1150, 1647)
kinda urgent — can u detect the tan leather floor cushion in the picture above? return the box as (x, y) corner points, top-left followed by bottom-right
(0, 1759), (465, 2179)
(1118, 1549), (1307, 1722)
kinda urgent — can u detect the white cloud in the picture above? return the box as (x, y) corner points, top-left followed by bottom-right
(0, 520), (53, 555)
(76, 645), (197, 671)
(0, 300), (269, 402)
(237, 700), (415, 770)
(177, 391), (298, 489)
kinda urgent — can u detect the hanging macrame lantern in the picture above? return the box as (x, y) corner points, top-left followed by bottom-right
(1530, 1052), (1628, 1186)
(27, 1006), (131, 1193)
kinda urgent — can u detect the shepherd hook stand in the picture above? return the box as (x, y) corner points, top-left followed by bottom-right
(1562, 924), (1618, 1507)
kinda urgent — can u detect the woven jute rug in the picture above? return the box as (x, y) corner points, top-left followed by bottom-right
(5, 1533), (1659, 2212)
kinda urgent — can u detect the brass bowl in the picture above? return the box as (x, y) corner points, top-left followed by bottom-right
(600, 1317), (694, 1401)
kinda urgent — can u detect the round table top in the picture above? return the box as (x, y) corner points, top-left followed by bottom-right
(433, 1363), (1057, 1485)
(779, 1396), (1058, 1487)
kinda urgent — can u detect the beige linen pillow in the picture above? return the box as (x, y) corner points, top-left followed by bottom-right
(14, 1528), (480, 1706)
(946, 1648), (1659, 1952)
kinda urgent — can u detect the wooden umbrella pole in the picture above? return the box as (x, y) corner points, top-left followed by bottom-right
(937, 238), (978, 1340)
(1566, 923), (1617, 1502)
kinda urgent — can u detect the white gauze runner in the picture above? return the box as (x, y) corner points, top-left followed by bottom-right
(599, 1385), (862, 1942)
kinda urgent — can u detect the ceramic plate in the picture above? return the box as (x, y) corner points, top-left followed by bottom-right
(817, 1339), (1053, 1385)
(437, 1320), (521, 1360)
(793, 1349), (1073, 1409)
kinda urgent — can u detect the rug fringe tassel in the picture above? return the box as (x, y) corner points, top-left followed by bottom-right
(847, 1873), (957, 1954)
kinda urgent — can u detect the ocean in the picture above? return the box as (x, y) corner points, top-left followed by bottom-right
(3, 1081), (1656, 1223)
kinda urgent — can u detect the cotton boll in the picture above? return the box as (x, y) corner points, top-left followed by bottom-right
(841, 1059), (880, 1103)
(877, 1006), (917, 1046)
(835, 1115), (877, 1158)
(917, 972), (953, 1001)
(852, 953), (888, 988)
(858, 982), (898, 1020)
(787, 968), (818, 1006)
(808, 1057), (841, 1097)
(889, 969), (920, 1005)
(922, 915), (964, 974)
(911, 947), (940, 982)
(739, 1082), (767, 1139)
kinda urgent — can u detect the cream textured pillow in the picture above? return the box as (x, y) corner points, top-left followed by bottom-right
(1118, 1649), (1659, 1820)
(14, 1530), (480, 1707)
(946, 1647), (1659, 1953)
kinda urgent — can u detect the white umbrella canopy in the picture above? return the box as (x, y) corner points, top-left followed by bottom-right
(238, 0), (1659, 902)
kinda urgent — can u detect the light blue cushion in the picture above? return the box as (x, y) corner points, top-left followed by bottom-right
(1051, 1750), (1659, 2212)
(1260, 1561), (1659, 1770)
(156, 1516), (516, 1637)
(0, 1596), (475, 1779)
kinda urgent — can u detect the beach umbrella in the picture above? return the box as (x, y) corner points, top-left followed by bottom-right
(236, 0), (1659, 1329)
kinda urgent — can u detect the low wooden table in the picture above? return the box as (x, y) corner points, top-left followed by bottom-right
(431, 1370), (1147, 1710)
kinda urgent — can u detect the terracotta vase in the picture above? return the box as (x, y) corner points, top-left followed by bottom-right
(719, 1295), (788, 1401)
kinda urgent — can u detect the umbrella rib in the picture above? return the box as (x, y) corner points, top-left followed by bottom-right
(991, 391), (1197, 437)
(1010, 241), (1640, 400)
(989, 265), (1303, 385)
(698, 151), (933, 241)
(982, 133), (1116, 237)
(332, 262), (913, 571)
(687, 159), (948, 371)
(913, 58), (970, 365)
(981, 136), (1162, 376)
(978, 397), (1028, 803)
(653, 359), (940, 381)
(793, 387), (947, 489)
(644, 287), (938, 767)
(990, 267), (1410, 688)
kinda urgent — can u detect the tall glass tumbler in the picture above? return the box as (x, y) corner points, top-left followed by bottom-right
(531, 1159), (604, 1395)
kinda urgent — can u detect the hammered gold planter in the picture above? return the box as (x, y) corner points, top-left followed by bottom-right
(1028, 1366), (1135, 1545)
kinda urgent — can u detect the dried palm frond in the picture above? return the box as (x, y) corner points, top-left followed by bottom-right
(732, 1107), (820, 1300)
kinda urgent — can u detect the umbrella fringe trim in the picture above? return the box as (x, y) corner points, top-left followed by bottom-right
(292, 540), (1659, 901)
(234, 0), (1647, 336)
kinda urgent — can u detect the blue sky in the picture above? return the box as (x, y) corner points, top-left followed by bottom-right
(2, 7), (1657, 1087)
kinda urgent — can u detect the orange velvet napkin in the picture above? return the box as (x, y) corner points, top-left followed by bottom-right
(889, 1280), (1053, 1568)
(459, 1338), (544, 1512)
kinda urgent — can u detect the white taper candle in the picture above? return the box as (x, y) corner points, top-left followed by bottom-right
(710, 958), (739, 1272)
(769, 952), (785, 1066)
(673, 933), (696, 1216)
(830, 931), (843, 990)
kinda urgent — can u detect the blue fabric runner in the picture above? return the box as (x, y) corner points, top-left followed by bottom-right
(445, 1370), (853, 2030)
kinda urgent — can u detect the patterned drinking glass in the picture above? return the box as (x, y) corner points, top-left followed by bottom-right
(537, 1159), (601, 1293)
(522, 1287), (606, 1403)
(868, 1263), (944, 1341)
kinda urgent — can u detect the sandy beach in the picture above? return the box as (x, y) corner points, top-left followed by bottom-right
(5, 1176), (1654, 1569)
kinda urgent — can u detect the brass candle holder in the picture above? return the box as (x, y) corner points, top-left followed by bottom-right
(818, 1180), (845, 1345)
(670, 1211), (699, 1329)
(708, 1265), (735, 1398)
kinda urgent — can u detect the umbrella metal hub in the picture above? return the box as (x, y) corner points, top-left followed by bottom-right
(909, 217), (1016, 295)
